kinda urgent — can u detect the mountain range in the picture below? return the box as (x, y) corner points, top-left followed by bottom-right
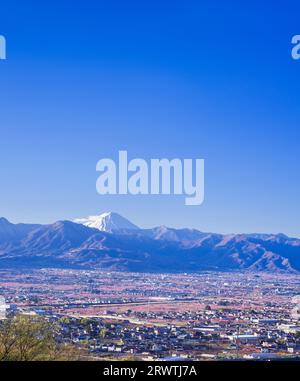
(0, 212), (300, 273)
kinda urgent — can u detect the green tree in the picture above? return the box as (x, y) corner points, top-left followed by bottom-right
(0, 315), (82, 361)
(99, 328), (108, 341)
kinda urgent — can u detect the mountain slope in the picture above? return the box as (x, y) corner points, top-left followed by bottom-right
(0, 217), (41, 243)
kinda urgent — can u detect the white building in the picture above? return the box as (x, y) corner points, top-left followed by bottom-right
(0, 296), (9, 320)
(278, 324), (300, 334)
(228, 334), (261, 344)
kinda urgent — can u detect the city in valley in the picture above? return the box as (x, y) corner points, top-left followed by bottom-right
(1, 268), (300, 361)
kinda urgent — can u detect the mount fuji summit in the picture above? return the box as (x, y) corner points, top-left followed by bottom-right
(74, 212), (140, 233)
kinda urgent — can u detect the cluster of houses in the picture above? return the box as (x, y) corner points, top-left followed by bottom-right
(48, 310), (300, 360)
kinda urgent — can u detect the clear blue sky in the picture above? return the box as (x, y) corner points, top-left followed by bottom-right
(0, 1), (300, 237)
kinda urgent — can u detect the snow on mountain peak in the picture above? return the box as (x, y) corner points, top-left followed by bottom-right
(74, 212), (139, 232)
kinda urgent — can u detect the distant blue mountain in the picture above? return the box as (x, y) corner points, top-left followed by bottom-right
(0, 215), (299, 272)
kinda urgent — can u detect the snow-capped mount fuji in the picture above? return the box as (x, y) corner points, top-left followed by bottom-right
(1, 214), (300, 273)
(74, 212), (140, 233)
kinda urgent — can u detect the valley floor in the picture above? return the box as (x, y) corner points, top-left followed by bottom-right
(1, 269), (300, 360)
